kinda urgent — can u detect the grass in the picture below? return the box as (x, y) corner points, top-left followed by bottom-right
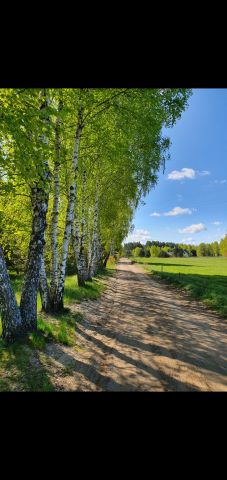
(9, 255), (116, 309)
(133, 256), (227, 317)
(9, 271), (107, 310)
(0, 260), (116, 391)
(0, 336), (54, 391)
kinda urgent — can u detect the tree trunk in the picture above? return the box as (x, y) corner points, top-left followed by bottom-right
(110, 240), (115, 256)
(96, 233), (103, 270)
(20, 185), (49, 330)
(76, 170), (89, 286)
(39, 254), (51, 312)
(72, 216), (80, 264)
(0, 246), (23, 342)
(86, 224), (93, 281)
(55, 117), (82, 310)
(77, 245), (88, 286)
(72, 217), (82, 286)
(103, 252), (110, 268)
(49, 99), (63, 308)
(89, 191), (99, 278)
(50, 161), (60, 293)
(20, 90), (51, 330)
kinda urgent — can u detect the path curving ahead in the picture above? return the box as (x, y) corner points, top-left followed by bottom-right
(45, 258), (227, 391)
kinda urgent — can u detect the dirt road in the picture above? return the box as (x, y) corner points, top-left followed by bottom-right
(44, 258), (227, 391)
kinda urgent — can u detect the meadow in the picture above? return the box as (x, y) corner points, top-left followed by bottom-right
(133, 256), (227, 317)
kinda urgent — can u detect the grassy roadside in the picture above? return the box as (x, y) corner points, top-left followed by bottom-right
(133, 256), (227, 318)
(0, 260), (116, 391)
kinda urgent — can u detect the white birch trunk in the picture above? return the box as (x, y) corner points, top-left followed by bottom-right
(75, 171), (89, 286)
(78, 219), (88, 284)
(49, 99), (63, 303)
(56, 116), (82, 309)
(20, 184), (49, 329)
(0, 246), (23, 342)
(39, 254), (51, 312)
(89, 192), (99, 278)
(87, 230), (92, 268)
(97, 233), (103, 269)
(87, 224), (93, 280)
(72, 216), (80, 263)
(20, 90), (50, 330)
(50, 161), (60, 290)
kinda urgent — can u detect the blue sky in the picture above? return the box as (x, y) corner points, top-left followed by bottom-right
(125, 89), (227, 246)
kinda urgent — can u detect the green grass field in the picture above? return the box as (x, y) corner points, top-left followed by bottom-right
(133, 256), (227, 317)
(0, 260), (116, 391)
(9, 270), (111, 310)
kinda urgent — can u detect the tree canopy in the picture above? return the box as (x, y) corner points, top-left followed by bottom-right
(0, 88), (191, 340)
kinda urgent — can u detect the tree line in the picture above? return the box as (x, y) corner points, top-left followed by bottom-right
(0, 88), (191, 341)
(124, 237), (227, 258)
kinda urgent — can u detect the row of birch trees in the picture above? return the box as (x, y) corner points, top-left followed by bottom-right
(0, 88), (191, 341)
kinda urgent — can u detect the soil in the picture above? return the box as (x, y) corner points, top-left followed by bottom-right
(41, 258), (227, 391)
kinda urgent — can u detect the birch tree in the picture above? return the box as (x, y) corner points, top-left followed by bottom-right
(0, 246), (23, 341)
(0, 88), (54, 337)
(20, 90), (52, 330)
(0, 87), (191, 340)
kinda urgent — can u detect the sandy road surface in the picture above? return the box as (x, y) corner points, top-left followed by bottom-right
(43, 258), (227, 391)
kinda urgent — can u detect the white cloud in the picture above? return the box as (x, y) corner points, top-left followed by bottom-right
(179, 223), (206, 234)
(168, 168), (210, 181)
(125, 229), (151, 243)
(150, 206), (195, 217)
(214, 179), (226, 184)
(182, 237), (195, 244)
(198, 170), (210, 176)
(164, 206), (193, 217)
(168, 168), (196, 180)
(150, 212), (161, 217)
(211, 221), (222, 225)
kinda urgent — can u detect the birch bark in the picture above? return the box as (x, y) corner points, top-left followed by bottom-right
(20, 183), (49, 329)
(72, 216), (80, 264)
(0, 246), (23, 341)
(86, 223), (93, 281)
(75, 170), (88, 286)
(20, 91), (50, 330)
(39, 253), (51, 312)
(49, 99), (63, 307)
(55, 113), (82, 310)
(89, 192), (99, 278)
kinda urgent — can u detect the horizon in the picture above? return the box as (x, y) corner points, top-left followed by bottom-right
(125, 88), (227, 246)
(122, 238), (220, 248)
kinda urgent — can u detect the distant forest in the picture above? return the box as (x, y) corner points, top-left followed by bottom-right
(123, 235), (227, 258)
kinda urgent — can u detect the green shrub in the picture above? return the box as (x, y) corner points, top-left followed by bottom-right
(157, 250), (170, 258)
(132, 247), (144, 257)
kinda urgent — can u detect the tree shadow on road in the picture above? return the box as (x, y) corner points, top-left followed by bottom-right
(70, 268), (227, 391)
(34, 266), (227, 392)
(45, 330), (201, 392)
